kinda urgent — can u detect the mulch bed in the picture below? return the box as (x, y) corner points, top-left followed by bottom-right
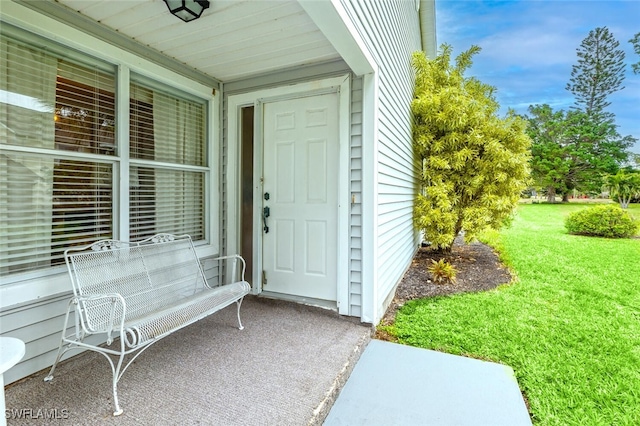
(376, 237), (512, 338)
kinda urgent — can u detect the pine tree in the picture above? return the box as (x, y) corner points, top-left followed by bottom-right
(631, 32), (640, 75)
(566, 27), (625, 119)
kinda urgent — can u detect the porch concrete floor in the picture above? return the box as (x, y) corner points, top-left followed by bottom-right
(4, 296), (370, 425)
(5, 297), (532, 426)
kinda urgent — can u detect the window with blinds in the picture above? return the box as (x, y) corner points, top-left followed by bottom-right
(0, 33), (116, 275)
(1, 28), (210, 278)
(129, 78), (206, 241)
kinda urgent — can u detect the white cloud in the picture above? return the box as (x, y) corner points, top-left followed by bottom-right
(435, 0), (640, 153)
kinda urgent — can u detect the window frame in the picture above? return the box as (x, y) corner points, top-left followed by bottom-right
(0, 21), (219, 287)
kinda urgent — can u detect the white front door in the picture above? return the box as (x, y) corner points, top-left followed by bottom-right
(262, 93), (338, 302)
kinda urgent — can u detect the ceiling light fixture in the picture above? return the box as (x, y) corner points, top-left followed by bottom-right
(164, 0), (210, 23)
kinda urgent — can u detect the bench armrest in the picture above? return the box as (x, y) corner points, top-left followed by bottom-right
(202, 254), (246, 284)
(73, 293), (127, 345)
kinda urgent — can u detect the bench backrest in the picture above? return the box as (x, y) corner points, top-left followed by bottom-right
(65, 234), (207, 332)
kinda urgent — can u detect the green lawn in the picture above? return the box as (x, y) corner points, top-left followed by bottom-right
(385, 203), (640, 425)
(627, 203), (640, 223)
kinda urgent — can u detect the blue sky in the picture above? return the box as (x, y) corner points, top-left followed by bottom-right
(435, 0), (640, 154)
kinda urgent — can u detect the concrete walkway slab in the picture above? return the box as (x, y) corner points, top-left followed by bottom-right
(324, 340), (531, 426)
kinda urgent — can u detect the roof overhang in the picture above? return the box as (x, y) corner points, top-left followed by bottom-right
(299, 0), (376, 76)
(8, 0), (374, 85)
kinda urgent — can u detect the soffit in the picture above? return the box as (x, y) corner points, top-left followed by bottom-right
(53, 0), (341, 82)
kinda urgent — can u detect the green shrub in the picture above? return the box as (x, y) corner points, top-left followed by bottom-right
(565, 205), (638, 238)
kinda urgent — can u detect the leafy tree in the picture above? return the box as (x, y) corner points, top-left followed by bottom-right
(566, 27), (626, 120)
(631, 32), (640, 74)
(603, 170), (640, 208)
(526, 105), (631, 201)
(526, 105), (572, 202)
(412, 45), (531, 252)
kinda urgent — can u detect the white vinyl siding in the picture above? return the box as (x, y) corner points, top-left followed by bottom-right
(341, 0), (422, 314)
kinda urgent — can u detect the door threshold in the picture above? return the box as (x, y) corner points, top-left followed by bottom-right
(258, 291), (337, 312)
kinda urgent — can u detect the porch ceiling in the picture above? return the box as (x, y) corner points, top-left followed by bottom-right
(53, 0), (341, 82)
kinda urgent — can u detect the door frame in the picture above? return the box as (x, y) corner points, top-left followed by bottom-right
(227, 75), (351, 315)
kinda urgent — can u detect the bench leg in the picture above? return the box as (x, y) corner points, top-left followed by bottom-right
(236, 298), (245, 330)
(43, 337), (68, 382)
(112, 384), (123, 416)
(91, 340), (127, 416)
(44, 302), (75, 382)
(112, 369), (123, 416)
(110, 348), (126, 416)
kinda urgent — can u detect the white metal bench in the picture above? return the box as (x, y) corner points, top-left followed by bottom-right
(44, 233), (251, 416)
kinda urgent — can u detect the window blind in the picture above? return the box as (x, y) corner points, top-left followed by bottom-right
(1, 33), (116, 275)
(129, 77), (207, 241)
(130, 166), (204, 241)
(130, 81), (206, 166)
(0, 153), (113, 274)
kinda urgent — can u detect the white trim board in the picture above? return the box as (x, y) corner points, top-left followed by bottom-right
(226, 75), (351, 315)
(360, 72), (380, 323)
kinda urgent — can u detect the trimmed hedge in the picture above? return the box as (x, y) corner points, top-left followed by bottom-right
(565, 205), (638, 238)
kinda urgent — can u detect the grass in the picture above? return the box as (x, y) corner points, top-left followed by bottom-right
(385, 203), (640, 425)
(627, 203), (640, 223)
